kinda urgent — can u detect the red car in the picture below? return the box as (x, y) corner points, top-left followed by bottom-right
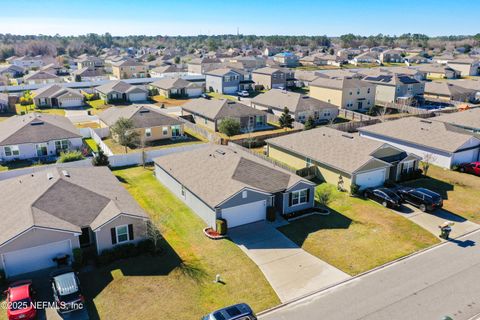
(458, 162), (480, 176)
(4, 280), (36, 320)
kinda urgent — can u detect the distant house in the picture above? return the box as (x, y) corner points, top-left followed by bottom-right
(358, 117), (480, 168)
(112, 60), (148, 79)
(32, 84), (85, 108)
(251, 89), (339, 123)
(99, 105), (184, 142)
(404, 55), (429, 64)
(0, 167), (150, 277)
(40, 63), (68, 76)
(424, 82), (477, 102)
(154, 145), (315, 230)
(71, 67), (109, 82)
(9, 55), (45, 69)
(187, 57), (222, 74)
(418, 64), (461, 79)
(266, 127), (421, 190)
(24, 70), (61, 85)
(447, 58), (480, 76)
(205, 68), (253, 94)
(0, 113), (83, 162)
(379, 50), (404, 63)
(0, 65), (25, 78)
(95, 80), (148, 103)
(76, 55), (104, 70)
(0, 93), (10, 112)
(294, 70), (320, 87)
(273, 52), (299, 67)
(149, 65), (187, 78)
(362, 73), (424, 104)
(252, 67), (295, 90)
(352, 51), (379, 64)
(432, 108), (480, 133)
(149, 77), (203, 98)
(182, 98), (268, 132)
(309, 77), (376, 110)
(263, 47), (281, 57)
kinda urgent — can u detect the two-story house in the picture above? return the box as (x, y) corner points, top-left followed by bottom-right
(273, 52), (299, 67)
(251, 67), (295, 90)
(205, 68), (253, 94)
(362, 73), (424, 105)
(112, 60), (148, 79)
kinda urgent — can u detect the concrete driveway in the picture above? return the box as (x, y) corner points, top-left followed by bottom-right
(394, 204), (479, 239)
(9, 269), (89, 320)
(229, 221), (350, 302)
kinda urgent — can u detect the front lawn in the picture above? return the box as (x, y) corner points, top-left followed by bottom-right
(278, 184), (439, 275)
(403, 165), (480, 224)
(83, 167), (279, 319)
(151, 95), (190, 107)
(15, 104), (66, 116)
(206, 92), (237, 101)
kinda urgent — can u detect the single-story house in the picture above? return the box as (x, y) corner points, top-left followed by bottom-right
(266, 127), (421, 190)
(251, 89), (339, 123)
(0, 65), (25, 78)
(432, 108), (480, 133)
(447, 58), (480, 77)
(418, 64), (460, 79)
(24, 70), (61, 85)
(182, 98), (268, 132)
(0, 113), (83, 162)
(32, 84), (85, 108)
(0, 167), (150, 277)
(358, 117), (480, 169)
(424, 82), (478, 102)
(149, 77), (203, 98)
(99, 105), (184, 142)
(95, 80), (148, 103)
(71, 67), (109, 82)
(149, 65), (188, 78)
(154, 145), (315, 230)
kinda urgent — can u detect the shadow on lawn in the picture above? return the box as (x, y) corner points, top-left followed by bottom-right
(277, 208), (352, 248)
(80, 237), (188, 320)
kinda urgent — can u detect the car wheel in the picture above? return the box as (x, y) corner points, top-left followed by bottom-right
(419, 204), (427, 212)
(363, 191), (369, 199)
(460, 167), (465, 172)
(382, 201), (388, 208)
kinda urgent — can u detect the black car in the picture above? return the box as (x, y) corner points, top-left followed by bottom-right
(50, 268), (84, 314)
(363, 187), (402, 209)
(397, 187), (443, 212)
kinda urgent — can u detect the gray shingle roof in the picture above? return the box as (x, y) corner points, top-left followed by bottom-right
(251, 89), (338, 113)
(0, 113), (81, 145)
(32, 84), (84, 100)
(24, 70), (59, 81)
(95, 80), (148, 95)
(0, 167), (148, 247)
(182, 98), (265, 120)
(150, 77), (201, 90)
(432, 108), (480, 130)
(424, 82), (476, 97)
(153, 144), (311, 208)
(99, 105), (182, 128)
(310, 77), (374, 90)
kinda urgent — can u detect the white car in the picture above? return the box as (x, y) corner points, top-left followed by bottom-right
(237, 90), (249, 97)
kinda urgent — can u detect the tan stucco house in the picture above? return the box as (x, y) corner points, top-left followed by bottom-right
(112, 60), (148, 79)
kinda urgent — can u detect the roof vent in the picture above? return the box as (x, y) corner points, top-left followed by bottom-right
(342, 134), (354, 139)
(47, 173), (53, 180)
(302, 96), (309, 99)
(420, 120), (432, 124)
(227, 101), (235, 104)
(62, 170), (70, 177)
(31, 121), (44, 126)
(139, 110), (150, 114)
(215, 149), (226, 155)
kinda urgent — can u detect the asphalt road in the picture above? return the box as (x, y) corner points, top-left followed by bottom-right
(260, 229), (480, 320)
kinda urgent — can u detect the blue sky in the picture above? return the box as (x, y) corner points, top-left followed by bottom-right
(0, 0), (477, 36)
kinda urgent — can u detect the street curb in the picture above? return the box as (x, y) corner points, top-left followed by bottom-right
(258, 226), (480, 316)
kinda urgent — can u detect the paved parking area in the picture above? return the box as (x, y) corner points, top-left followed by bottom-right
(9, 269), (89, 320)
(229, 221), (350, 302)
(394, 205), (479, 239)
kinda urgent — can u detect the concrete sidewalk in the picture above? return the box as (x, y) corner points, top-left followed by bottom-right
(394, 205), (479, 239)
(229, 221), (350, 302)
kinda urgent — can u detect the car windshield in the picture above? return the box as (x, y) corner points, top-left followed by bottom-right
(10, 298), (32, 311)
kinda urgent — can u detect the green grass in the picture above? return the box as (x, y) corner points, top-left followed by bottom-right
(82, 166), (279, 319)
(403, 165), (480, 224)
(15, 104), (66, 116)
(206, 92), (237, 101)
(87, 99), (107, 109)
(278, 184), (440, 276)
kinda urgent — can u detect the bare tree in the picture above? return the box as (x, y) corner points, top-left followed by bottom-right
(376, 106), (390, 122)
(146, 221), (163, 254)
(422, 153), (437, 176)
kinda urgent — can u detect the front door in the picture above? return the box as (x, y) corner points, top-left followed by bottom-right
(357, 101), (363, 110)
(79, 227), (92, 248)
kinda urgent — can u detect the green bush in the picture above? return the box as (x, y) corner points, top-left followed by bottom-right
(96, 240), (159, 266)
(316, 185), (333, 207)
(350, 183), (360, 196)
(57, 150), (84, 163)
(218, 118), (241, 137)
(216, 219), (228, 235)
(266, 207), (276, 222)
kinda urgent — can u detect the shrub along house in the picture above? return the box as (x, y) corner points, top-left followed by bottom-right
(0, 167), (150, 278)
(95, 80), (148, 103)
(32, 84), (85, 108)
(154, 145), (315, 230)
(99, 105), (184, 143)
(266, 127), (421, 190)
(149, 77), (203, 98)
(181, 98), (269, 132)
(0, 113), (83, 162)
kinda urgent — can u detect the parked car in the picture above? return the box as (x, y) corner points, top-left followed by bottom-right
(50, 268), (84, 314)
(4, 280), (36, 320)
(237, 90), (249, 97)
(201, 93), (211, 99)
(458, 162), (480, 176)
(202, 303), (257, 320)
(363, 187), (402, 209)
(397, 187), (443, 212)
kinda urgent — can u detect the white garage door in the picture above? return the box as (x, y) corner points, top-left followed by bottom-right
(221, 200), (266, 228)
(186, 88), (203, 97)
(60, 99), (83, 108)
(223, 86), (238, 94)
(452, 149), (479, 165)
(129, 93), (147, 101)
(2, 240), (72, 277)
(355, 169), (386, 189)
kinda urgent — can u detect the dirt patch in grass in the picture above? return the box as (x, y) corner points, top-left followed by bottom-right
(278, 184), (439, 275)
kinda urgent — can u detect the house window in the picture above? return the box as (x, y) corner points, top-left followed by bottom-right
(116, 225), (130, 243)
(35, 143), (48, 157)
(367, 88), (371, 94)
(181, 185), (186, 198)
(162, 126), (168, 135)
(4, 145), (19, 157)
(357, 90), (360, 95)
(171, 125), (181, 137)
(145, 128), (152, 137)
(402, 161), (415, 174)
(349, 91), (352, 95)
(242, 190), (247, 198)
(291, 189), (308, 206)
(55, 140), (69, 151)
(255, 115), (264, 126)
